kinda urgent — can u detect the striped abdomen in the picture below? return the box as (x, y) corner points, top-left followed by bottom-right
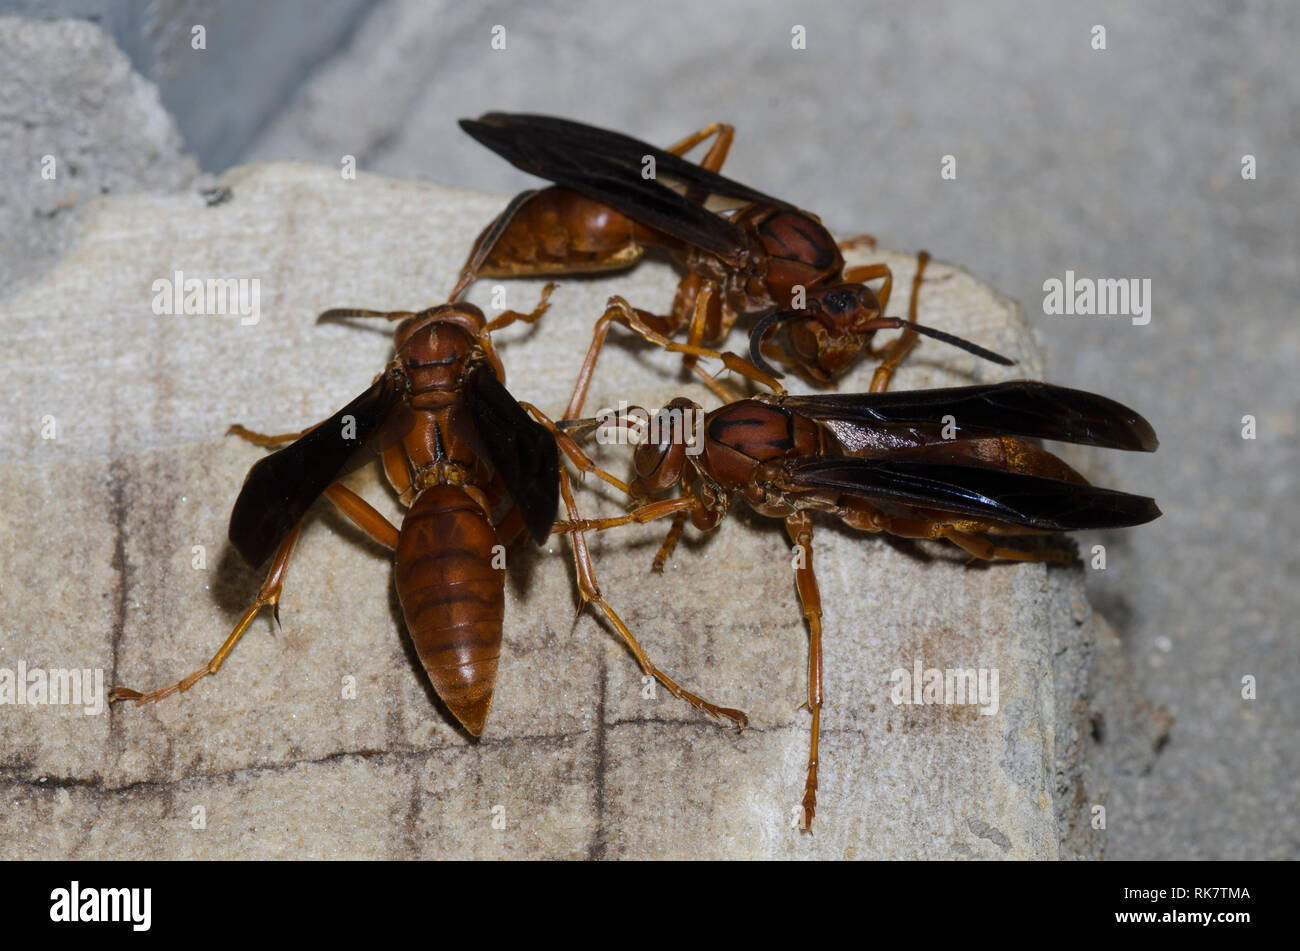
(394, 484), (504, 736)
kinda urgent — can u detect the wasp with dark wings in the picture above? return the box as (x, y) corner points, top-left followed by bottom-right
(558, 378), (1161, 827)
(454, 112), (1012, 390)
(108, 291), (565, 735)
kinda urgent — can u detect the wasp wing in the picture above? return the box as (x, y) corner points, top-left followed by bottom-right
(228, 371), (401, 568)
(780, 381), (1158, 451)
(460, 112), (791, 263)
(786, 457), (1161, 531)
(465, 112), (788, 207)
(465, 363), (559, 545)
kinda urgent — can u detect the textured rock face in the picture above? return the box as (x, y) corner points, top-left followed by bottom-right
(0, 161), (1162, 859)
(0, 17), (199, 299)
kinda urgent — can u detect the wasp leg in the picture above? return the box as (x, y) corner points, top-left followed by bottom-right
(483, 281), (557, 333)
(840, 261), (894, 313)
(557, 468), (746, 727)
(321, 483), (401, 550)
(938, 527), (1072, 564)
(676, 275), (736, 387)
(519, 401), (631, 496)
(552, 496), (695, 535)
(110, 483), (399, 705)
(108, 522), (303, 705)
(785, 512), (824, 832)
(838, 500), (1071, 564)
(663, 121), (735, 207)
(838, 234), (879, 254)
(653, 123), (739, 378)
(650, 509), (690, 573)
(868, 251), (929, 393)
(664, 122), (734, 172)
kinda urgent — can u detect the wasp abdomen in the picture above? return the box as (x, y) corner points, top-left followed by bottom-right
(476, 187), (646, 275)
(395, 484), (504, 736)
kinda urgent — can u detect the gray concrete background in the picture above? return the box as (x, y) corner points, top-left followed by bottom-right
(2, 0), (373, 170)
(2, 0), (1296, 858)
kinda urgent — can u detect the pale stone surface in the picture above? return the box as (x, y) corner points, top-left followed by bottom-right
(0, 162), (1164, 858)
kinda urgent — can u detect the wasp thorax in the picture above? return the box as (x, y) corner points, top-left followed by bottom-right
(741, 206), (843, 298)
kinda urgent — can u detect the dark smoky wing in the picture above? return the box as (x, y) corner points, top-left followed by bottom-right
(781, 381), (1158, 451)
(467, 113), (788, 205)
(786, 457), (1162, 531)
(465, 363), (559, 545)
(460, 112), (787, 261)
(228, 371), (400, 568)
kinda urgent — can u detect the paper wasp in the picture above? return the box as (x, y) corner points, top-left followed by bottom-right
(453, 112), (1011, 390)
(557, 362), (1161, 828)
(106, 284), (566, 733)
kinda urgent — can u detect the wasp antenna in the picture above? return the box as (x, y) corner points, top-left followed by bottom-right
(863, 315), (1013, 367)
(316, 308), (408, 323)
(906, 321), (1015, 366)
(747, 309), (796, 379)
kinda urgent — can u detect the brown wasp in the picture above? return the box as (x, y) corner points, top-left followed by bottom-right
(557, 362), (1161, 828)
(453, 112), (1012, 391)
(107, 284), (562, 733)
